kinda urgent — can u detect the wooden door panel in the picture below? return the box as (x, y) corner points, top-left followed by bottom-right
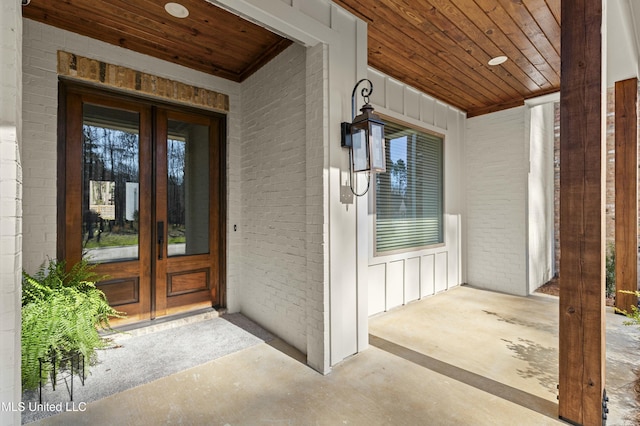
(155, 110), (221, 316)
(165, 258), (217, 314)
(94, 260), (151, 324)
(62, 84), (153, 325)
(98, 277), (140, 307)
(167, 269), (210, 296)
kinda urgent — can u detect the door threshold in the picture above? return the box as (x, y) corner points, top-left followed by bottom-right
(102, 307), (227, 339)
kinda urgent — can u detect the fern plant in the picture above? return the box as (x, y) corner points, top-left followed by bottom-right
(21, 259), (125, 390)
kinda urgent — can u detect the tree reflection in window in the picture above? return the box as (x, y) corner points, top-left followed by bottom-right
(82, 104), (140, 263)
(376, 121), (443, 253)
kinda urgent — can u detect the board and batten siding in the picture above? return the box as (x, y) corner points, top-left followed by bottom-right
(365, 68), (466, 316)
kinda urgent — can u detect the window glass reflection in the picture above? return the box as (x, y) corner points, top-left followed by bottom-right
(167, 119), (210, 257)
(82, 104), (140, 262)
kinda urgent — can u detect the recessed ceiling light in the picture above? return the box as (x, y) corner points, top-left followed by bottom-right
(164, 2), (189, 18)
(488, 56), (508, 66)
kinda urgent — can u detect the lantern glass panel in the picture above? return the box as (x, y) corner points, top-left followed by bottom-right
(351, 127), (369, 172)
(370, 122), (385, 172)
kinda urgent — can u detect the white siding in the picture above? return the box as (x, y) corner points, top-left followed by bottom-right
(386, 260), (404, 310)
(405, 257), (420, 303)
(366, 68), (466, 316)
(368, 263), (386, 315)
(420, 254), (435, 297)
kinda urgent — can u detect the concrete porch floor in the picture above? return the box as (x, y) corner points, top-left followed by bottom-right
(31, 285), (639, 425)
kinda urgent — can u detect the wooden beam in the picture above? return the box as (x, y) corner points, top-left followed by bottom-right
(615, 78), (639, 313)
(558, 0), (605, 424)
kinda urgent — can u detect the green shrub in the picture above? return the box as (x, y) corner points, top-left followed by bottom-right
(606, 243), (616, 299)
(21, 259), (124, 390)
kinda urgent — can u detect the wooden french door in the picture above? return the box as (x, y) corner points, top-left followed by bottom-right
(60, 84), (223, 324)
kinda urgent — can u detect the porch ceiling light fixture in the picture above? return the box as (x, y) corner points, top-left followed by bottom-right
(488, 55), (508, 66)
(164, 2), (189, 18)
(341, 79), (386, 196)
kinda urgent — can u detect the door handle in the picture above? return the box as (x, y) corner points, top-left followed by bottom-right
(157, 221), (164, 260)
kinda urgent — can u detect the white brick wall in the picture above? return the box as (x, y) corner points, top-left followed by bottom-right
(0, 2), (23, 424)
(304, 43), (329, 373)
(238, 43), (309, 353)
(466, 107), (528, 295)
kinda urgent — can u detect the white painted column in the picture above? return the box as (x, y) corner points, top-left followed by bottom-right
(327, 7), (368, 365)
(0, 1), (23, 424)
(525, 98), (556, 294)
(305, 42), (330, 373)
(354, 19), (370, 353)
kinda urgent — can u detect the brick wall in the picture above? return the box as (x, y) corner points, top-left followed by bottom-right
(466, 107), (528, 295)
(304, 43), (329, 372)
(238, 43), (309, 353)
(0, 1), (22, 424)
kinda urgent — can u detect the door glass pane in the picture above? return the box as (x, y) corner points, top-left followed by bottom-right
(167, 119), (210, 257)
(82, 104), (140, 263)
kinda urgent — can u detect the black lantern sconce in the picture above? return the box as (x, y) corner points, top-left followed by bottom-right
(341, 79), (386, 196)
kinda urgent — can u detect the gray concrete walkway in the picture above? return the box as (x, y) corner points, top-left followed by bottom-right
(29, 286), (640, 425)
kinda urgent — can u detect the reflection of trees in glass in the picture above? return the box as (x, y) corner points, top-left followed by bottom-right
(391, 158), (407, 196)
(167, 139), (185, 227)
(83, 125), (139, 232)
(376, 121), (444, 251)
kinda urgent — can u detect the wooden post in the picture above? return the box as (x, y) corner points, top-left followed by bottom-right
(615, 78), (639, 314)
(559, 0), (606, 424)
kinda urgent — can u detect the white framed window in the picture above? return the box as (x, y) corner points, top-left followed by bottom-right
(375, 120), (444, 254)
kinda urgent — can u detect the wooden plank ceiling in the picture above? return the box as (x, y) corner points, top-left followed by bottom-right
(334, 0), (561, 117)
(22, 0), (560, 117)
(22, 0), (293, 82)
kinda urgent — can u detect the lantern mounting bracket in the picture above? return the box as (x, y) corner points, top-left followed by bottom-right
(341, 78), (374, 149)
(340, 79), (386, 196)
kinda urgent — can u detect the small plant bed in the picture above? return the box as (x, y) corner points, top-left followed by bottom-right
(535, 276), (560, 297)
(21, 259), (124, 397)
